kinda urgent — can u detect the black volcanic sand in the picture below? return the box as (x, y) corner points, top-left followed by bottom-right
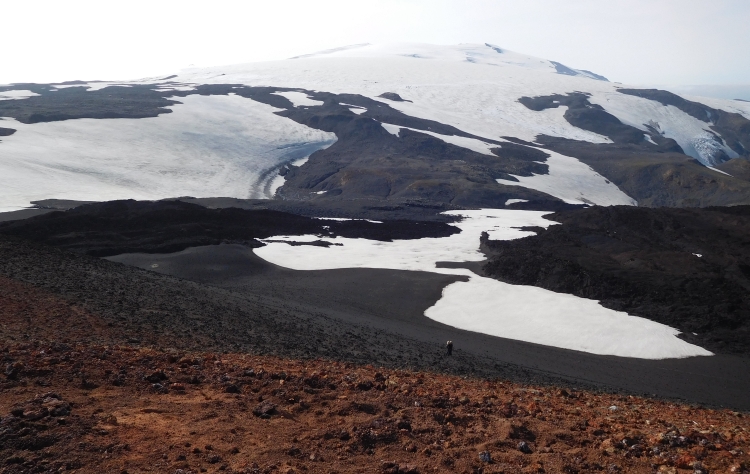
(0, 208), (55, 223)
(0, 200), (458, 257)
(0, 84), (179, 123)
(0, 211), (749, 409)
(101, 243), (749, 411)
(482, 205), (750, 355)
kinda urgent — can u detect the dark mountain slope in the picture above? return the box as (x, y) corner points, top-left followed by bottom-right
(518, 92), (750, 206)
(0, 200), (457, 257)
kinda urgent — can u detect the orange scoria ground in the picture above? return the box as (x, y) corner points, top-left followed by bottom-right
(1, 278), (749, 474)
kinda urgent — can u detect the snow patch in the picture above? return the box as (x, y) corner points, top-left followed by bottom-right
(505, 199), (528, 206)
(425, 277), (704, 359)
(340, 103), (367, 114)
(496, 149), (637, 206)
(273, 91), (324, 107)
(291, 156), (309, 167)
(0, 90), (40, 100)
(153, 84), (197, 92)
(315, 217), (383, 223)
(381, 122), (498, 156)
(254, 209), (711, 359)
(706, 166), (731, 176)
(85, 83), (133, 91)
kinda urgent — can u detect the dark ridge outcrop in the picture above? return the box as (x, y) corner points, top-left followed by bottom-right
(0, 199), (458, 257)
(0, 84), (179, 123)
(0, 127), (15, 136)
(717, 157), (750, 182)
(481, 205), (750, 355)
(378, 92), (411, 102)
(549, 62), (609, 81)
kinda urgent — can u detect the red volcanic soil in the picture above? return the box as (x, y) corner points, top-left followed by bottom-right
(1, 276), (749, 474)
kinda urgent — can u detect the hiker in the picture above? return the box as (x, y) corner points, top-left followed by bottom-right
(446, 340), (453, 356)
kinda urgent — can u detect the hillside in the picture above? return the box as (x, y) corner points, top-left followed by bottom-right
(2, 275), (749, 474)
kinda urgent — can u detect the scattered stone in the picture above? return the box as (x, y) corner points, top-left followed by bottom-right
(252, 401), (277, 419)
(518, 441), (533, 454)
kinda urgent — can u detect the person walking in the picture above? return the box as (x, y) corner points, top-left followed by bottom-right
(446, 340), (453, 356)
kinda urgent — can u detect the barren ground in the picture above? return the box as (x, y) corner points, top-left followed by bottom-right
(2, 276), (749, 474)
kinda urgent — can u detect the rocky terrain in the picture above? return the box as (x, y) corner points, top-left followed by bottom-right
(2, 43), (750, 472)
(482, 205), (750, 355)
(0, 200), (458, 257)
(1, 276), (748, 474)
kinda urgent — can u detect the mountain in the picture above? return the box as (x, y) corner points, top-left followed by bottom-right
(1, 43), (749, 212)
(1, 44), (750, 411)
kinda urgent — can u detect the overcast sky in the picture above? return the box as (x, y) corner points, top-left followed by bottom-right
(3, 0), (749, 92)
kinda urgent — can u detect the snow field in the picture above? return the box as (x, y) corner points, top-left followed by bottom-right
(0, 90), (40, 100)
(589, 91), (740, 166)
(0, 94), (336, 212)
(175, 44), (625, 145)
(273, 91), (324, 107)
(254, 209), (711, 359)
(176, 42), (745, 168)
(496, 148), (638, 206)
(381, 123), (498, 155)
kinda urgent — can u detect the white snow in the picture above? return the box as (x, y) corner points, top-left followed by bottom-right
(256, 210), (554, 272)
(315, 217), (383, 223)
(153, 84), (197, 92)
(85, 83), (133, 91)
(289, 156), (309, 167)
(174, 43), (623, 146)
(0, 94), (336, 212)
(424, 276), (708, 359)
(706, 166), (731, 176)
(644, 134), (658, 145)
(0, 90), (40, 100)
(382, 122), (499, 155)
(505, 199), (528, 206)
(272, 91), (324, 107)
(174, 42), (745, 164)
(254, 209), (711, 359)
(267, 174), (286, 197)
(497, 149), (637, 206)
(340, 103), (367, 115)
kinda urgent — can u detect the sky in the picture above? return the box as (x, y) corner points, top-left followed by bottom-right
(2, 0), (749, 94)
